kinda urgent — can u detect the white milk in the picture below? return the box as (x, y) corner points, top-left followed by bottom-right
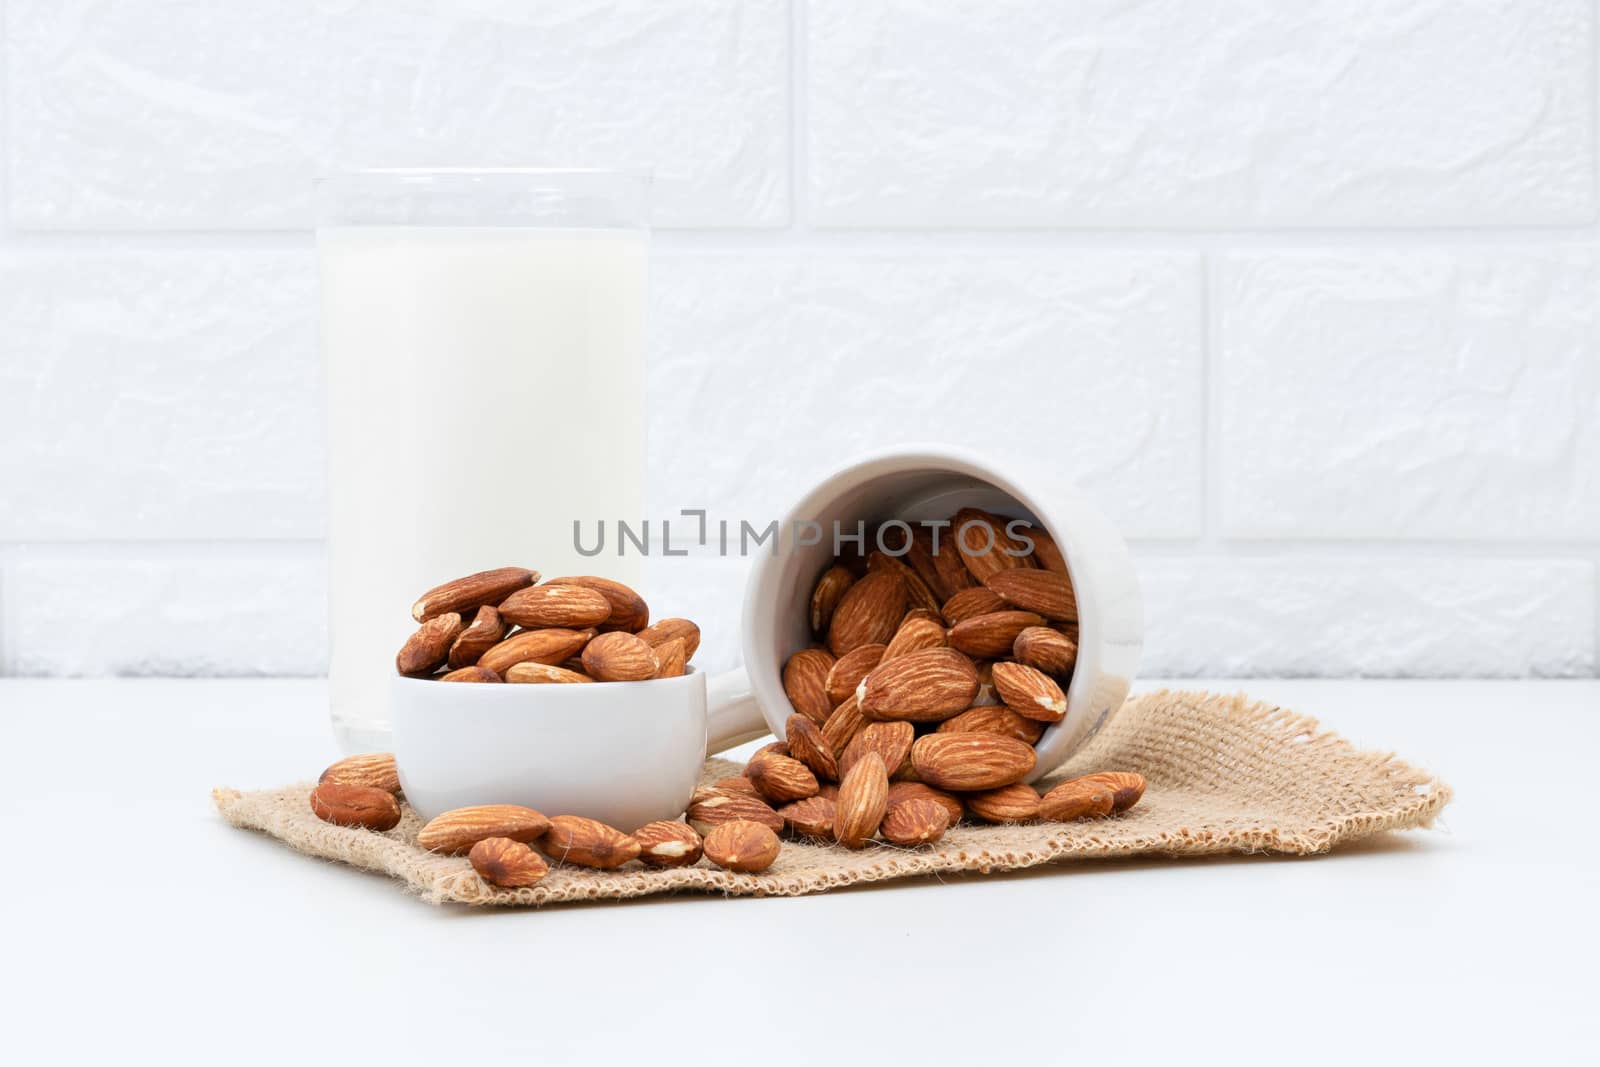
(320, 227), (648, 753)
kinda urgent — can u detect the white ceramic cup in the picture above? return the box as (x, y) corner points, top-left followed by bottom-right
(390, 444), (1142, 826)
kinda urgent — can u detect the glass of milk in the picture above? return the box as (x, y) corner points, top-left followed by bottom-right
(317, 169), (649, 754)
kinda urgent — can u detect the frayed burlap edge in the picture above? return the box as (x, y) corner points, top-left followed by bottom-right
(213, 689), (1452, 907)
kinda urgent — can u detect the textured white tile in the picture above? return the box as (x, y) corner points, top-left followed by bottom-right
(6, 552), (327, 676)
(649, 252), (1204, 539)
(1137, 555), (1595, 677)
(5, 0), (788, 229)
(808, 0), (1593, 227)
(1220, 249), (1600, 539)
(0, 249), (321, 540)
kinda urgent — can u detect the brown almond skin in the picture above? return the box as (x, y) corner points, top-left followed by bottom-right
(416, 805), (552, 855)
(783, 647), (837, 725)
(686, 789), (784, 836)
(319, 752), (400, 793)
(633, 821), (704, 868)
(504, 662), (592, 684)
(887, 781), (964, 827)
(498, 584), (612, 630)
(839, 721), (915, 780)
(964, 783), (1042, 824)
(784, 713), (839, 781)
(747, 752), (820, 804)
(448, 605), (507, 669)
(396, 612), (463, 676)
(834, 752), (889, 848)
(825, 644), (886, 707)
(637, 617), (700, 660)
(713, 776), (761, 797)
(867, 550), (943, 616)
(309, 782), (402, 831)
(903, 524), (963, 603)
(991, 660), (1068, 723)
(469, 837), (550, 888)
(1039, 778), (1116, 821)
(951, 507), (1036, 583)
(910, 733), (1037, 792)
(703, 820), (781, 873)
(810, 564), (856, 637)
(478, 628), (591, 676)
(1083, 771), (1147, 812)
(540, 815), (641, 869)
(826, 569), (908, 656)
(857, 647), (979, 723)
(546, 575), (650, 633)
(821, 695), (867, 757)
(984, 567), (1077, 622)
(1027, 527), (1070, 575)
(881, 613), (948, 661)
(947, 610), (1046, 659)
(581, 631), (658, 682)
(440, 665), (503, 683)
(777, 796), (836, 839)
(1012, 625), (1078, 677)
(940, 587), (1008, 625)
(412, 567), (537, 623)
(936, 705), (1045, 745)
(880, 798), (950, 846)
(653, 638), (688, 678)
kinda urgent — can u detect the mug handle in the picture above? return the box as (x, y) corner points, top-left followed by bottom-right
(706, 668), (771, 753)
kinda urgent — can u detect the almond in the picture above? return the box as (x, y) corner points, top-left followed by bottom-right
(839, 720), (914, 779)
(416, 804), (552, 855)
(935, 704), (1045, 745)
(1038, 777), (1116, 821)
(581, 631), (658, 682)
(903, 524), (966, 602)
(448, 605), (507, 668)
(412, 567), (537, 623)
(541, 815), (640, 868)
(783, 713), (839, 782)
(834, 752), (889, 848)
(951, 507), (1035, 583)
(545, 575), (649, 633)
(702, 820), (781, 873)
(653, 637), (688, 679)
(910, 733), (1036, 791)
(826, 570), (907, 656)
(927, 527), (978, 599)
(319, 752), (400, 794)
(637, 617), (700, 660)
(469, 837), (550, 888)
(777, 796), (836, 839)
(1027, 527), (1070, 575)
(747, 752), (820, 804)
(887, 781), (964, 827)
(1083, 771), (1146, 812)
(782, 647), (837, 725)
(941, 586), (1008, 625)
(964, 783), (1042, 823)
(881, 613), (948, 661)
(713, 776), (761, 797)
(439, 665), (502, 683)
(867, 550), (943, 616)
(478, 628), (591, 676)
(810, 564), (856, 637)
(821, 694), (867, 757)
(984, 568), (1077, 623)
(880, 797), (950, 846)
(825, 644), (886, 707)
(818, 782), (840, 802)
(498, 583), (613, 630)
(504, 662), (593, 684)
(396, 612), (463, 676)
(686, 789), (784, 836)
(1012, 626), (1078, 677)
(857, 647), (979, 723)
(308, 782), (401, 831)
(947, 610), (1045, 659)
(991, 661), (1068, 723)
(633, 821), (704, 868)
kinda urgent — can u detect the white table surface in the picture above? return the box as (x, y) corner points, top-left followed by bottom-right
(0, 678), (1593, 1065)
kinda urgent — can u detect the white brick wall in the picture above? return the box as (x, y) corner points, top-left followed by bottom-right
(1, 1), (1596, 678)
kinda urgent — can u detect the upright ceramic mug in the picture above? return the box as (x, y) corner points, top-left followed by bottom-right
(392, 445), (1143, 828)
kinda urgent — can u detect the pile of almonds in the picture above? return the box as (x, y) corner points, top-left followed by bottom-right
(396, 566), (699, 683)
(310, 752), (784, 885)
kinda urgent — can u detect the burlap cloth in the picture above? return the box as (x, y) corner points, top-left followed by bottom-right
(213, 689), (1452, 907)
